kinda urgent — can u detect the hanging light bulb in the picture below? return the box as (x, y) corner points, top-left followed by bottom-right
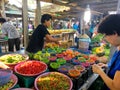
(84, 5), (91, 24)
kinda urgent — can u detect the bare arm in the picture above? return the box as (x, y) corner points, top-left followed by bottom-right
(92, 64), (120, 90)
(45, 34), (60, 44)
(0, 62), (9, 69)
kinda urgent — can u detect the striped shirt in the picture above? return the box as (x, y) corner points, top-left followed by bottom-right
(1, 22), (20, 39)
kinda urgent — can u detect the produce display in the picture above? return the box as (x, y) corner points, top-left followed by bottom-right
(62, 49), (81, 58)
(58, 66), (69, 74)
(74, 65), (85, 72)
(86, 59), (95, 65)
(28, 51), (51, 63)
(63, 56), (72, 62)
(68, 69), (80, 78)
(56, 58), (66, 65)
(0, 54), (28, 64)
(33, 51), (50, 60)
(77, 57), (86, 63)
(92, 45), (110, 59)
(35, 72), (73, 90)
(48, 56), (57, 62)
(91, 33), (110, 58)
(50, 62), (60, 69)
(0, 35), (110, 90)
(45, 43), (59, 48)
(40, 58), (49, 64)
(56, 53), (64, 58)
(48, 29), (75, 34)
(0, 80), (14, 90)
(44, 47), (66, 54)
(95, 46), (105, 57)
(81, 62), (90, 68)
(91, 34), (103, 44)
(15, 60), (47, 76)
(72, 59), (81, 65)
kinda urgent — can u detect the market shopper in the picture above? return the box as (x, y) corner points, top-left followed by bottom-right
(26, 14), (60, 53)
(92, 14), (120, 90)
(0, 18), (20, 52)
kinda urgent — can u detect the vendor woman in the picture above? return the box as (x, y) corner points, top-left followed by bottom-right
(92, 14), (120, 90)
(26, 14), (60, 53)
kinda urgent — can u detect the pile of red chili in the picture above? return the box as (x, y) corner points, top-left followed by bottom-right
(16, 60), (47, 75)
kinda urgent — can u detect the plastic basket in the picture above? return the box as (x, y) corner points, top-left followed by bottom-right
(0, 69), (13, 86)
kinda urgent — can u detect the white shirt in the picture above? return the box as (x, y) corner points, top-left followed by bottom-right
(1, 22), (20, 39)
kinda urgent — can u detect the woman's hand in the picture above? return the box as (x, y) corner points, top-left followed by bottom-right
(97, 63), (107, 68)
(92, 64), (103, 74)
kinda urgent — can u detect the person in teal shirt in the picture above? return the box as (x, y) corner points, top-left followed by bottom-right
(89, 21), (95, 38)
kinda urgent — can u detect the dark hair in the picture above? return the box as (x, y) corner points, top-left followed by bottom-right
(98, 14), (120, 36)
(0, 18), (6, 23)
(41, 14), (52, 24)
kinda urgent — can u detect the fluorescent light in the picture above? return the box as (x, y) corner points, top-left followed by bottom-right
(84, 5), (91, 24)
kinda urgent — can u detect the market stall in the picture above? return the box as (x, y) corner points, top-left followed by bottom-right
(0, 35), (110, 90)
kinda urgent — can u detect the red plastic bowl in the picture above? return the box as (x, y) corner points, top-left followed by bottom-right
(56, 54), (64, 58)
(81, 62), (90, 68)
(14, 60), (47, 77)
(34, 72), (73, 90)
(63, 56), (72, 62)
(48, 56), (57, 61)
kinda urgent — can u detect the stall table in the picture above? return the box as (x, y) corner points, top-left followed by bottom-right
(0, 49), (100, 90)
(79, 74), (99, 90)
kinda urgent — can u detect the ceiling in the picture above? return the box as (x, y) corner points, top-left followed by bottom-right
(4, 0), (119, 19)
(41, 0), (118, 15)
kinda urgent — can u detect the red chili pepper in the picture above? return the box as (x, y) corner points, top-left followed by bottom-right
(17, 61), (46, 75)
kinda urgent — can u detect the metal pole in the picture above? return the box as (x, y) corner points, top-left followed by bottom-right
(22, 0), (29, 48)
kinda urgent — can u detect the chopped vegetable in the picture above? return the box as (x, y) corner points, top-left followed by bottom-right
(36, 72), (72, 90)
(0, 80), (14, 90)
(16, 61), (47, 75)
